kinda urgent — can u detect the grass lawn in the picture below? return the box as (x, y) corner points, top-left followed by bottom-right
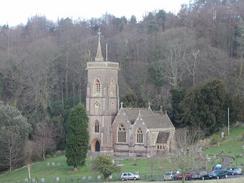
(0, 127), (243, 183)
(0, 155), (171, 183)
(204, 127), (244, 167)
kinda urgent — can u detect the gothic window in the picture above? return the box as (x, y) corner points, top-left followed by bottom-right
(95, 120), (99, 133)
(94, 79), (101, 95)
(136, 128), (143, 143)
(118, 124), (126, 143)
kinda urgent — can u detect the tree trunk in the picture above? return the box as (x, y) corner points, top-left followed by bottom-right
(65, 51), (69, 100)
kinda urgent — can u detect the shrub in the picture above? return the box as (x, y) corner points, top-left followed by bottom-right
(92, 155), (120, 180)
(210, 134), (221, 145)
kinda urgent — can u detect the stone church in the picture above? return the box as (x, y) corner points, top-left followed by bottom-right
(86, 32), (175, 157)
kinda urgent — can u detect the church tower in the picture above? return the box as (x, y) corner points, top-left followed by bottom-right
(86, 30), (119, 153)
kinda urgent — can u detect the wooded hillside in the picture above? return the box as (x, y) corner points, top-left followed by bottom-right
(0, 0), (244, 171)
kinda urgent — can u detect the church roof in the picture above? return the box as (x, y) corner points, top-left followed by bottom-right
(156, 131), (170, 143)
(121, 108), (174, 129)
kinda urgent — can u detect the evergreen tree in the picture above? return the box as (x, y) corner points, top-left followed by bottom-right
(169, 88), (186, 127)
(182, 80), (228, 135)
(0, 101), (31, 171)
(65, 103), (89, 169)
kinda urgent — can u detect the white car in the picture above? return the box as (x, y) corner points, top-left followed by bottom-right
(120, 172), (140, 181)
(163, 171), (177, 181)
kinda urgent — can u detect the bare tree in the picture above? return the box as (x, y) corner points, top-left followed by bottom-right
(0, 126), (23, 171)
(168, 127), (204, 183)
(33, 121), (57, 160)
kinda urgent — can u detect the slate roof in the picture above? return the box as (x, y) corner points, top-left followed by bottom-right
(156, 131), (170, 143)
(121, 108), (174, 129)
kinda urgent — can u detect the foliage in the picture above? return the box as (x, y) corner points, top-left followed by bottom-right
(0, 1), (244, 170)
(148, 62), (165, 87)
(1, 128), (244, 183)
(121, 93), (146, 108)
(0, 101), (32, 171)
(210, 133), (221, 145)
(65, 103), (89, 168)
(92, 155), (120, 180)
(182, 80), (230, 135)
(169, 88), (186, 127)
(32, 120), (57, 160)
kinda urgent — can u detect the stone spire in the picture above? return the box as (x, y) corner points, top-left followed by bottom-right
(95, 29), (104, 62)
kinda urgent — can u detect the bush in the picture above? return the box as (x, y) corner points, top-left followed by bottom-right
(210, 134), (221, 145)
(92, 155), (120, 180)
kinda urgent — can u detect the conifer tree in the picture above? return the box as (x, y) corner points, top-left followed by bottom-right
(65, 103), (89, 169)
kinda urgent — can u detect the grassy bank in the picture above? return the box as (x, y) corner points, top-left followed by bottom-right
(0, 127), (243, 183)
(204, 127), (244, 167)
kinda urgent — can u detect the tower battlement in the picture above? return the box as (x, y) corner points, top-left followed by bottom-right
(86, 61), (119, 70)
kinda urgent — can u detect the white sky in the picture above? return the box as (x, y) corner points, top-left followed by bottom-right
(1, 0), (189, 26)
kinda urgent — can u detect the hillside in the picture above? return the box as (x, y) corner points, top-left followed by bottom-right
(204, 126), (244, 167)
(0, 127), (243, 183)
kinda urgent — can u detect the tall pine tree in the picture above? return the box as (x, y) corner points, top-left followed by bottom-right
(65, 103), (89, 169)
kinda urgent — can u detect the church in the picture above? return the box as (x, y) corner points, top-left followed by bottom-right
(86, 31), (175, 157)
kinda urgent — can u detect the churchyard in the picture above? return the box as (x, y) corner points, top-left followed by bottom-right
(0, 127), (243, 183)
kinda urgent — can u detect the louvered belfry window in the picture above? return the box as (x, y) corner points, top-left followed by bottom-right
(95, 120), (99, 133)
(95, 79), (101, 93)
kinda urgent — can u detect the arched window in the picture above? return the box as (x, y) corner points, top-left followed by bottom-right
(95, 79), (101, 93)
(136, 128), (143, 143)
(118, 124), (126, 143)
(95, 120), (99, 133)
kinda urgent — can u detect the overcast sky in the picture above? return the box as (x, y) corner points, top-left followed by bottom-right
(1, 0), (189, 26)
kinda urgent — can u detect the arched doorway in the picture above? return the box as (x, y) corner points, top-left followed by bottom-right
(95, 140), (100, 152)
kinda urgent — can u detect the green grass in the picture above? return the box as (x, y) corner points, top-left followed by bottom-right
(0, 156), (170, 183)
(0, 156), (93, 183)
(204, 127), (244, 167)
(0, 127), (243, 183)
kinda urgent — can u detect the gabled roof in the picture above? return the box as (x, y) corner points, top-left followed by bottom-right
(118, 108), (174, 129)
(156, 131), (170, 143)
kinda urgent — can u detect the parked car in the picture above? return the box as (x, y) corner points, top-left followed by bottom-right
(199, 172), (212, 180)
(208, 170), (228, 179)
(174, 172), (193, 180)
(191, 170), (208, 180)
(227, 167), (242, 175)
(120, 172), (140, 181)
(163, 171), (177, 181)
(199, 170), (228, 180)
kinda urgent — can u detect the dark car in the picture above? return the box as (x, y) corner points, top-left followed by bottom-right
(209, 170), (228, 179)
(174, 172), (192, 180)
(191, 170), (208, 180)
(200, 170), (228, 180)
(199, 172), (212, 180)
(227, 167), (242, 175)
